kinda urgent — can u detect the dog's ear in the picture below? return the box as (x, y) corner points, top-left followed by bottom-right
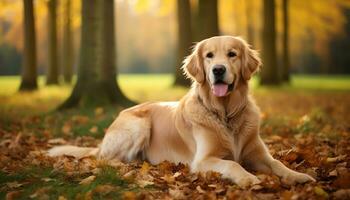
(241, 42), (262, 81)
(182, 42), (205, 84)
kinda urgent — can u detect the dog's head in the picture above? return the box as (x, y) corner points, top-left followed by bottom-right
(182, 36), (261, 97)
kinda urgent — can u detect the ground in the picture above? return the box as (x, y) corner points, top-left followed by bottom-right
(0, 75), (350, 200)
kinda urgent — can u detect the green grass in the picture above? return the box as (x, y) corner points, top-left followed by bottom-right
(0, 165), (135, 199)
(1, 74), (349, 97)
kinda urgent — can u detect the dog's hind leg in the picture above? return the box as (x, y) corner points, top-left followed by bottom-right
(98, 111), (151, 162)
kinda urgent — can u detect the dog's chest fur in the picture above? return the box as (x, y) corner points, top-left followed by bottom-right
(186, 94), (252, 162)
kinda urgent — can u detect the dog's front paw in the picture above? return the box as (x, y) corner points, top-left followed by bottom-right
(282, 172), (316, 185)
(236, 174), (261, 188)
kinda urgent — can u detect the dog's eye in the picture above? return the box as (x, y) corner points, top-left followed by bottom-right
(227, 51), (236, 58)
(206, 52), (214, 58)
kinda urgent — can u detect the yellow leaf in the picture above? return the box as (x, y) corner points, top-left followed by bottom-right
(123, 191), (136, 200)
(314, 186), (328, 198)
(140, 161), (150, 175)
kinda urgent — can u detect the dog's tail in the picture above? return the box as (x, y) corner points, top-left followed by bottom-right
(47, 145), (99, 159)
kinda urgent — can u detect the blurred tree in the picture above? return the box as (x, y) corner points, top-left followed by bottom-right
(197, 0), (219, 40)
(281, 0), (290, 82)
(260, 0), (280, 85)
(329, 8), (350, 74)
(98, 0), (132, 105)
(59, 0), (133, 109)
(174, 0), (192, 86)
(62, 0), (73, 83)
(246, 0), (255, 45)
(46, 0), (59, 85)
(19, 0), (37, 91)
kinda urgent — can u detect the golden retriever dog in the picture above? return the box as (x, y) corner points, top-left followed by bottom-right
(49, 36), (315, 188)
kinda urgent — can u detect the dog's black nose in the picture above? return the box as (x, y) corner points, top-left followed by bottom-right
(212, 65), (226, 76)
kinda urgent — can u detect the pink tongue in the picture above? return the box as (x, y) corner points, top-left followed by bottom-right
(212, 84), (228, 97)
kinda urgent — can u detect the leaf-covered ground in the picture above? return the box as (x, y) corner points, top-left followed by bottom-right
(0, 75), (350, 199)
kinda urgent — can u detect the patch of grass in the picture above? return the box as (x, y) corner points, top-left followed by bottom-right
(0, 165), (136, 199)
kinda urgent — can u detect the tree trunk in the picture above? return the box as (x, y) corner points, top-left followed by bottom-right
(281, 0), (290, 82)
(62, 0), (73, 83)
(58, 0), (133, 109)
(19, 0), (38, 91)
(46, 0), (59, 85)
(246, 0), (255, 46)
(99, 0), (133, 105)
(196, 0), (219, 40)
(174, 0), (192, 87)
(260, 0), (280, 85)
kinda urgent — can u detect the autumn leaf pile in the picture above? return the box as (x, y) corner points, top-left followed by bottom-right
(1, 91), (350, 199)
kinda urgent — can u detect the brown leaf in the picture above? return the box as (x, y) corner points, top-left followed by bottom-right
(29, 187), (51, 199)
(196, 185), (206, 193)
(327, 155), (347, 163)
(333, 189), (350, 200)
(61, 123), (72, 136)
(93, 185), (115, 195)
(6, 181), (23, 189)
(6, 191), (21, 200)
(161, 174), (175, 183)
(123, 191), (136, 200)
(89, 126), (98, 134)
(281, 191), (293, 200)
(329, 169), (338, 177)
(79, 175), (96, 185)
(169, 188), (186, 199)
(333, 173), (350, 189)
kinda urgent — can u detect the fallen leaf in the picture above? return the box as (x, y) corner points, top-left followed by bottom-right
(123, 191), (136, 200)
(326, 155), (347, 163)
(61, 123), (72, 136)
(58, 196), (67, 200)
(29, 187), (51, 199)
(89, 126), (98, 134)
(137, 180), (154, 188)
(173, 172), (181, 178)
(41, 178), (54, 182)
(169, 188), (186, 199)
(95, 107), (104, 116)
(281, 190), (293, 200)
(93, 185), (115, 195)
(161, 174), (175, 183)
(79, 175), (96, 185)
(329, 169), (338, 177)
(314, 186), (329, 198)
(333, 189), (350, 200)
(6, 182), (23, 189)
(48, 138), (67, 145)
(140, 161), (150, 175)
(196, 185), (206, 193)
(5, 191), (21, 200)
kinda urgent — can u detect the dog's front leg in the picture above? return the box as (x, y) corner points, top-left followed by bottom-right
(191, 127), (260, 188)
(244, 135), (316, 185)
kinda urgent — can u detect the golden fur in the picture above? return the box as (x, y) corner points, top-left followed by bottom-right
(49, 36), (315, 188)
